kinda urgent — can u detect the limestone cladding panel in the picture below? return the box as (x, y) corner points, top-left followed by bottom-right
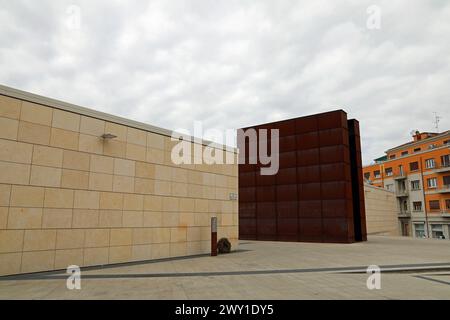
(0, 91), (238, 276)
(364, 185), (400, 236)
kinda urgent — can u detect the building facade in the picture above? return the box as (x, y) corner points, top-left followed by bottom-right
(363, 131), (450, 240)
(238, 110), (367, 243)
(0, 85), (238, 276)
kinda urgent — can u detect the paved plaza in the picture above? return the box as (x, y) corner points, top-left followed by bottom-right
(0, 236), (449, 299)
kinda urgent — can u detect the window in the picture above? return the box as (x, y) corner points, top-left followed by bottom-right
(414, 147), (421, 152)
(386, 184), (393, 191)
(374, 170), (381, 178)
(427, 177), (437, 188)
(389, 154), (396, 159)
(385, 167), (393, 176)
(446, 199), (450, 210)
(413, 202), (422, 211)
(444, 139), (450, 145)
(414, 224), (426, 238)
(409, 161), (419, 171)
(398, 180), (407, 193)
(429, 200), (440, 210)
(443, 175), (450, 187)
(401, 151), (408, 156)
(411, 180), (420, 190)
(402, 200), (408, 211)
(428, 144), (437, 149)
(364, 172), (370, 180)
(442, 155), (450, 167)
(431, 224), (445, 239)
(425, 158), (435, 169)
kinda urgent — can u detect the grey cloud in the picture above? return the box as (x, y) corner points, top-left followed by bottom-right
(0, 0), (449, 164)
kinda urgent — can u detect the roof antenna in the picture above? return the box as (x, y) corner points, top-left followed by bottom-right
(433, 112), (441, 133)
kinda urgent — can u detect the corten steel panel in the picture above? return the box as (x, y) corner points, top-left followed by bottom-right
(240, 171), (256, 187)
(297, 132), (320, 150)
(299, 183), (321, 200)
(238, 110), (367, 243)
(279, 136), (298, 152)
(274, 119), (296, 137)
(239, 218), (256, 240)
(239, 186), (256, 202)
(298, 200), (322, 219)
(277, 201), (298, 219)
(257, 219), (277, 236)
(297, 165), (321, 183)
(256, 186), (276, 202)
(320, 163), (351, 182)
(276, 184), (298, 201)
(322, 199), (351, 219)
(299, 218), (323, 242)
(256, 173), (276, 186)
(319, 128), (349, 147)
(296, 115), (318, 133)
(257, 202), (277, 219)
(277, 167), (297, 185)
(279, 151), (297, 168)
(277, 218), (298, 235)
(240, 202), (256, 218)
(297, 148), (320, 166)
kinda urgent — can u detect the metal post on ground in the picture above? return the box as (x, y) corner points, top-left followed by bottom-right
(211, 217), (217, 256)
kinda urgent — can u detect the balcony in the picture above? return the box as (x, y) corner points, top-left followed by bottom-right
(436, 185), (450, 194)
(425, 185), (450, 195)
(396, 189), (409, 197)
(434, 162), (450, 173)
(393, 173), (407, 180)
(398, 211), (411, 218)
(441, 211), (450, 218)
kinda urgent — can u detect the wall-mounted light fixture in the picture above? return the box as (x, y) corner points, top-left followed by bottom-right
(101, 133), (118, 140)
(229, 193), (238, 201)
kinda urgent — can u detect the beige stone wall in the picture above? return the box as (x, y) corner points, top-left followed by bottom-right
(364, 184), (399, 236)
(0, 92), (238, 276)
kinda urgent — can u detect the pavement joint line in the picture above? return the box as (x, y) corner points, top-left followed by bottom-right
(414, 275), (450, 286)
(2, 262), (450, 281)
(336, 266), (450, 274)
(0, 249), (253, 281)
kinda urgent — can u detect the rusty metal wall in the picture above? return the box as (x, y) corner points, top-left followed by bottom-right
(238, 110), (367, 243)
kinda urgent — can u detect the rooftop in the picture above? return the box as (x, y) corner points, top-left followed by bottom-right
(385, 130), (450, 154)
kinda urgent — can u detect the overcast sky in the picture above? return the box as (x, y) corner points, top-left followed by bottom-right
(1, 0), (449, 164)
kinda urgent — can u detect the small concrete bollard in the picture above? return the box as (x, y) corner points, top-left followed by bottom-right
(211, 217), (217, 256)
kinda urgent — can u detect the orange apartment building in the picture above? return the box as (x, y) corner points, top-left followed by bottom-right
(363, 131), (450, 240)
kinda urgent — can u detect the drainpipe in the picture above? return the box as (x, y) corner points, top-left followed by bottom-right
(419, 156), (430, 238)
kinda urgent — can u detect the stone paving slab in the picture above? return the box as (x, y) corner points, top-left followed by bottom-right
(0, 236), (449, 299)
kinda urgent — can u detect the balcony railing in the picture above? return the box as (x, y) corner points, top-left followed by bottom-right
(434, 162), (450, 173)
(398, 211), (411, 217)
(393, 172), (407, 180)
(436, 185), (450, 193)
(428, 210), (450, 217)
(396, 189), (409, 197)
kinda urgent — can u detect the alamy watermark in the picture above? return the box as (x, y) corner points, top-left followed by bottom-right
(366, 5), (382, 30)
(66, 265), (81, 290)
(170, 121), (280, 175)
(366, 265), (381, 290)
(65, 5), (82, 31)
